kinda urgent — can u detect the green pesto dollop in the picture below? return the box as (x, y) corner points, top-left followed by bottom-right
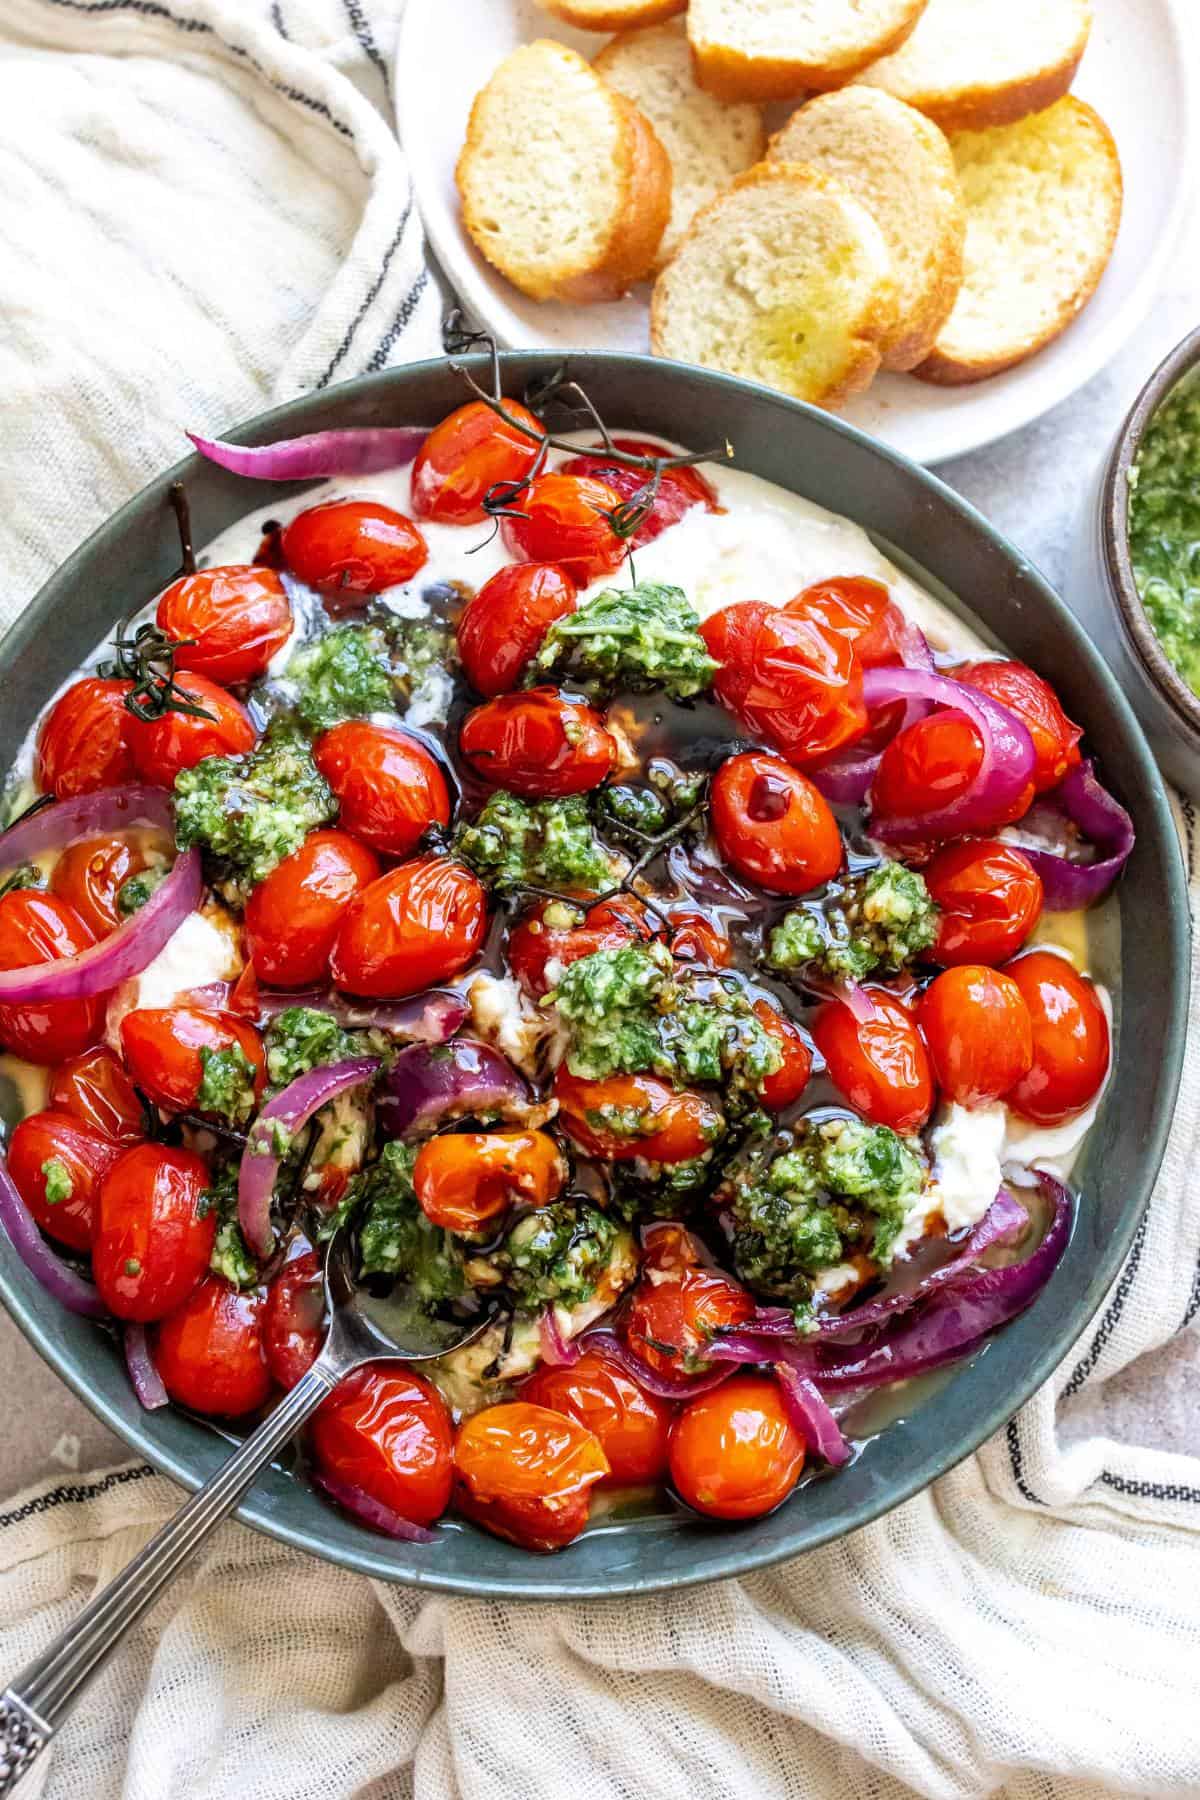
(116, 863), (170, 918)
(767, 862), (937, 984)
(1128, 370), (1200, 692)
(530, 582), (717, 700)
(196, 1042), (259, 1126)
(263, 1006), (389, 1091)
(198, 1167), (257, 1289)
(355, 1141), (471, 1308)
(454, 792), (623, 895)
(287, 623), (394, 730)
(173, 725), (336, 894)
(503, 1200), (624, 1312)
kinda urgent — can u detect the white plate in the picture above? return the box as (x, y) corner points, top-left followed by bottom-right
(396, 0), (1194, 466)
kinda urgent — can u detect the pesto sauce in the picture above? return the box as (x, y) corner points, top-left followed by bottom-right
(1128, 370), (1200, 692)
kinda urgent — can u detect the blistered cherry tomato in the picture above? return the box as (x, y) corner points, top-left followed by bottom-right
(1004, 951), (1110, 1125)
(125, 672), (256, 785)
(280, 499), (427, 604)
(156, 564), (293, 685)
(0, 890), (107, 1065)
(924, 839), (1044, 968)
(313, 720), (451, 859)
(35, 677), (136, 799)
(623, 1263), (754, 1380)
(955, 660), (1082, 794)
(559, 437), (718, 548)
(264, 1238), (326, 1390)
(413, 1130), (565, 1233)
(702, 601), (867, 765)
(753, 998), (813, 1110)
(460, 689), (616, 797)
(812, 988), (933, 1133)
(93, 1143), (214, 1321)
(50, 833), (157, 938)
(411, 399), (544, 524)
(7, 1110), (123, 1251)
(917, 966), (1033, 1108)
(311, 1362), (454, 1528)
(457, 563), (578, 698)
(553, 1069), (722, 1164)
(668, 909), (731, 968)
(153, 1278), (273, 1417)
(521, 1347), (673, 1486)
(786, 576), (908, 669)
(245, 829), (380, 988)
(48, 1045), (145, 1143)
(669, 1375), (804, 1520)
(507, 895), (652, 997)
(871, 711), (1036, 837)
(454, 1401), (608, 1551)
(120, 1005), (265, 1118)
(501, 473), (627, 584)
(330, 857), (488, 998)
(711, 751), (842, 895)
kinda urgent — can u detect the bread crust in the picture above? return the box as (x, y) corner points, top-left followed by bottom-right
(538, 0), (686, 29)
(689, 0), (928, 102)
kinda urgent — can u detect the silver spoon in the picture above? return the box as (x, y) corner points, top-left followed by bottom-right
(0, 1228), (489, 1796)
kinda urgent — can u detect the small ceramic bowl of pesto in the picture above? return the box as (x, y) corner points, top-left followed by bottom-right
(1067, 325), (1200, 792)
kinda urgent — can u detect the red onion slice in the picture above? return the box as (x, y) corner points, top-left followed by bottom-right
(773, 1357), (851, 1466)
(239, 1057), (380, 1259)
(0, 1153), (107, 1318)
(538, 1306), (581, 1368)
(577, 1328), (735, 1400)
(1015, 760), (1135, 910)
(187, 427), (427, 482)
(376, 1039), (528, 1143)
(811, 626), (934, 806)
(0, 786), (201, 1003)
(125, 1324), (168, 1410)
(311, 1468), (438, 1544)
(257, 986), (467, 1043)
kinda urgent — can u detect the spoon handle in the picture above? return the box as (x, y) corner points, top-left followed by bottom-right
(0, 1357), (342, 1796)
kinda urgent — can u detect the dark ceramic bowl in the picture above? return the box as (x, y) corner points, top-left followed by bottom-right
(0, 354), (1188, 1600)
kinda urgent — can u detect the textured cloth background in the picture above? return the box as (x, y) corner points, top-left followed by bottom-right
(1, 2), (1200, 1797)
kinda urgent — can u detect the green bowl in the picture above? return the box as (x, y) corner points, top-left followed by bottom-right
(0, 354), (1188, 1599)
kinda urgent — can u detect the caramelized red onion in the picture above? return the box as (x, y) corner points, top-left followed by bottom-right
(256, 986), (468, 1044)
(538, 1306), (579, 1368)
(125, 1324), (168, 1410)
(187, 427), (427, 481)
(811, 625), (935, 806)
(1015, 759), (1135, 910)
(0, 1152), (107, 1318)
(310, 1468), (438, 1544)
(376, 1039), (528, 1142)
(773, 1358), (851, 1466)
(577, 1328), (736, 1400)
(239, 1057), (380, 1259)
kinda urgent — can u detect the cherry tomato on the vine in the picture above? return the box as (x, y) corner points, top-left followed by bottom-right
(263, 1238), (326, 1391)
(48, 1045), (145, 1144)
(669, 1375), (804, 1520)
(917, 965), (1034, 1108)
(92, 1142), (214, 1322)
(0, 890), (107, 1065)
(312, 720), (451, 859)
(153, 1278), (273, 1418)
(753, 998), (813, 1110)
(559, 437), (718, 549)
(454, 1401), (608, 1551)
(507, 895), (652, 997)
(501, 473), (627, 584)
(870, 711), (1035, 836)
(413, 1129), (565, 1233)
(924, 839), (1044, 968)
(460, 689), (617, 798)
(623, 1262), (754, 1380)
(1004, 951), (1110, 1125)
(50, 833), (159, 939)
(125, 672), (256, 785)
(411, 399), (545, 524)
(6, 1110), (124, 1251)
(954, 660), (1082, 794)
(812, 988), (933, 1133)
(702, 601), (867, 765)
(120, 1005), (265, 1118)
(330, 857), (488, 998)
(311, 1362), (454, 1528)
(711, 751), (843, 895)
(520, 1348), (674, 1486)
(553, 1068), (722, 1165)
(280, 499), (428, 605)
(35, 677), (136, 800)
(156, 564), (293, 686)
(245, 828), (380, 989)
(456, 562), (577, 697)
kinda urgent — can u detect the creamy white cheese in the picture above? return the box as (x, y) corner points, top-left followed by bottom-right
(104, 907), (243, 1049)
(928, 1102), (1008, 1233)
(467, 970), (566, 1082)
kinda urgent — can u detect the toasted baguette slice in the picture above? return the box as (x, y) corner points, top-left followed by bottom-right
(456, 40), (671, 303)
(768, 88), (963, 370)
(688, 0), (928, 102)
(595, 21), (765, 268)
(915, 97), (1122, 385)
(537, 0), (685, 28)
(853, 0), (1092, 133)
(651, 162), (899, 409)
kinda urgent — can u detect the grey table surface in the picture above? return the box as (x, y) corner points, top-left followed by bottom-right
(2, 203), (1199, 1499)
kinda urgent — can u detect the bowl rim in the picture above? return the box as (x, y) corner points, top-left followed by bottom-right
(1102, 323), (1200, 735)
(0, 349), (1189, 1599)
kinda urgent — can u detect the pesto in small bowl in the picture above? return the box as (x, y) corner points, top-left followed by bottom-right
(1128, 369), (1200, 692)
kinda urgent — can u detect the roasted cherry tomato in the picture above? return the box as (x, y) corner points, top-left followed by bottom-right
(924, 839), (1044, 968)
(48, 1045), (145, 1143)
(120, 1005), (265, 1118)
(156, 564), (293, 686)
(871, 711), (1036, 837)
(411, 399), (544, 524)
(311, 1362), (454, 1528)
(668, 908), (731, 968)
(559, 436), (718, 549)
(6, 1109), (124, 1251)
(413, 1129), (565, 1233)
(280, 499), (427, 605)
(49, 833), (159, 938)
(520, 1347), (674, 1486)
(623, 1262), (754, 1380)
(507, 895), (652, 997)
(917, 965), (1034, 1108)
(812, 988), (934, 1133)
(263, 1238), (326, 1391)
(501, 473), (627, 585)
(312, 720), (451, 859)
(1004, 951), (1110, 1125)
(330, 857), (488, 998)
(460, 689), (616, 798)
(669, 1375), (804, 1520)
(553, 1069), (722, 1164)
(454, 1401), (608, 1551)
(35, 677), (136, 800)
(245, 829), (380, 988)
(711, 751), (843, 895)
(702, 601), (867, 766)
(125, 672), (256, 785)
(92, 1143), (214, 1321)
(153, 1278), (273, 1417)
(0, 890), (107, 1065)
(457, 562), (578, 698)
(955, 660), (1083, 794)
(753, 998), (813, 1110)
(786, 576), (908, 669)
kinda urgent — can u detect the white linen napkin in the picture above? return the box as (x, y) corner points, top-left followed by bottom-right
(1, 3), (1199, 1796)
